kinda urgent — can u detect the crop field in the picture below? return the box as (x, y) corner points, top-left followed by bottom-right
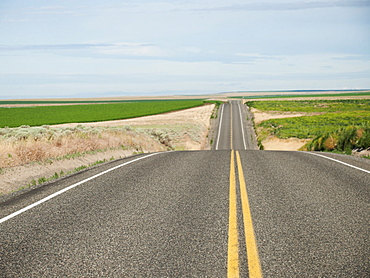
(232, 91), (370, 99)
(0, 99), (203, 105)
(247, 99), (370, 114)
(0, 100), (207, 128)
(248, 99), (370, 153)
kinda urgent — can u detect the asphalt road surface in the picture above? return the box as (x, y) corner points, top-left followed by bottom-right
(1, 101), (369, 277)
(214, 100), (258, 151)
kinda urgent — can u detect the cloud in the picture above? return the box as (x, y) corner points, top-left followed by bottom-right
(0, 42), (208, 61)
(94, 43), (166, 57)
(177, 47), (202, 54)
(0, 43), (102, 51)
(30, 5), (83, 15)
(0, 19), (30, 23)
(192, 0), (370, 12)
(0, 43), (167, 57)
(331, 55), (370, 61)
(234, 53), (282, 61)
(34, 6), (65, 11)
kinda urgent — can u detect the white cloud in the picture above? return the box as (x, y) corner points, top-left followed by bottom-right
(94, 43), (167, 57)
(177, 47), (202, 54)
(234, 53), (282, 61)
(34, 6), (65, 11)
(0, 0), (369, 97)
(192, 0), (370, 12)
(29, 5), (84, 16)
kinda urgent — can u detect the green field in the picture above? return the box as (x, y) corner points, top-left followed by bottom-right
(0, 100), (207, 128)
(247, 99), (370, 113)
(233, 91), (370, 99)
(247, 99), (370, 153)
(256, 111), (370, 139)
(0, 99), (203, 105)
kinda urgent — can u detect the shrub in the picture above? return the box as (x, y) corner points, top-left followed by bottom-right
(357, 126), (370, 149)
(323, 135), (337, 151)
(304, 124), (370, 153)
(337, 126), (357, 154)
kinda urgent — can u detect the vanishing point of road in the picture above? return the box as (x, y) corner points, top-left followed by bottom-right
(1, 100), (369, 277)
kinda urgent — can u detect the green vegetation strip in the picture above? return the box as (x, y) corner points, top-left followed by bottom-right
(0, 100), (207, 128)
(247, 99), (370, 113)
(248, 99), (370, 138)
(257, 112), (370, 139)
(0, 99), (203, 105)
(248, 99), (370, 153)
(306, 125), (370, 154)
(232, 91), (370, 99)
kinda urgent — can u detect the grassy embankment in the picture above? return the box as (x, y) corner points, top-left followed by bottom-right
(247, 99), (370, 155)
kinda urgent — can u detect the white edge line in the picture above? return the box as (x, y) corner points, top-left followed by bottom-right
(305, 152), (370, 174)
(215, 104), (224, 150)
(237, 101), (247, 150)
(0, 152), (161, 224)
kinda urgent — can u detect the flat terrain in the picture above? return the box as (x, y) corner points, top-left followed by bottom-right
(0, 105), (215, 195)
(1, 100), (369, 276)
(0, 100), (207, 128)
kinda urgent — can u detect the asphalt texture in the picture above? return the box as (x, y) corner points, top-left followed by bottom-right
(1, 101), (369, 277)
(215, 100), (258, 151)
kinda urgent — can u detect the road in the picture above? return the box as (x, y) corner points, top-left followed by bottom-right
(214, 100), (258, 150)
(1, 101), (369, 277)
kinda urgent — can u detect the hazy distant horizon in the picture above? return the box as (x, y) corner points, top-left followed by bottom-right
(1, 1), (369, 99)
(1, 89), (369, 101)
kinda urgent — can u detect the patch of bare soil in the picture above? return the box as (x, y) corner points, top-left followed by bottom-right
(352, 149), (370, 158)
(52, 104), (214, 128)
(262, 136), (310, 151)
(53, 104), (215, 151)
(250, 107), (322, 125)
(250, 108), (312, 151)
(0, 105), (215, 195)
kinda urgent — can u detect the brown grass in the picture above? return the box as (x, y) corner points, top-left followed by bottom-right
(323, 136), (337, 151)
(0, 104), (216, 195)
(0, 127), (166, 168)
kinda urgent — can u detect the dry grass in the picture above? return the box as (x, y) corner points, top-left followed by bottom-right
(0, 105), (215, 195)
(0, 121), (209, 168)
(0, 125), (167, 168)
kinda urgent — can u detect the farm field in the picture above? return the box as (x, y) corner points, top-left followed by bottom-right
(0, 103), (217, 195)
(0, 100), (208, 128)
(233, 91), (370, 99)
(247, 99), (370, 154)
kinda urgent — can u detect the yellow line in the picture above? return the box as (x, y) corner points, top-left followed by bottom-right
(236, 151), (263, 278)
(230, 102), (233, 150)
(228, 150), (239, 278)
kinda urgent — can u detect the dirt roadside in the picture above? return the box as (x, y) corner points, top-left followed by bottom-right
(249, 107), (312, 151)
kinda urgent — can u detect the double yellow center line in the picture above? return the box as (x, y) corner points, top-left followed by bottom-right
(228, 150), (263, 278)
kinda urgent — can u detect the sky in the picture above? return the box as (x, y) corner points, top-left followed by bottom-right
(0, 0), (369, 99)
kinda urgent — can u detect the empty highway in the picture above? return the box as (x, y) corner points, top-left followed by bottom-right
(1, 101), (369, 277)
